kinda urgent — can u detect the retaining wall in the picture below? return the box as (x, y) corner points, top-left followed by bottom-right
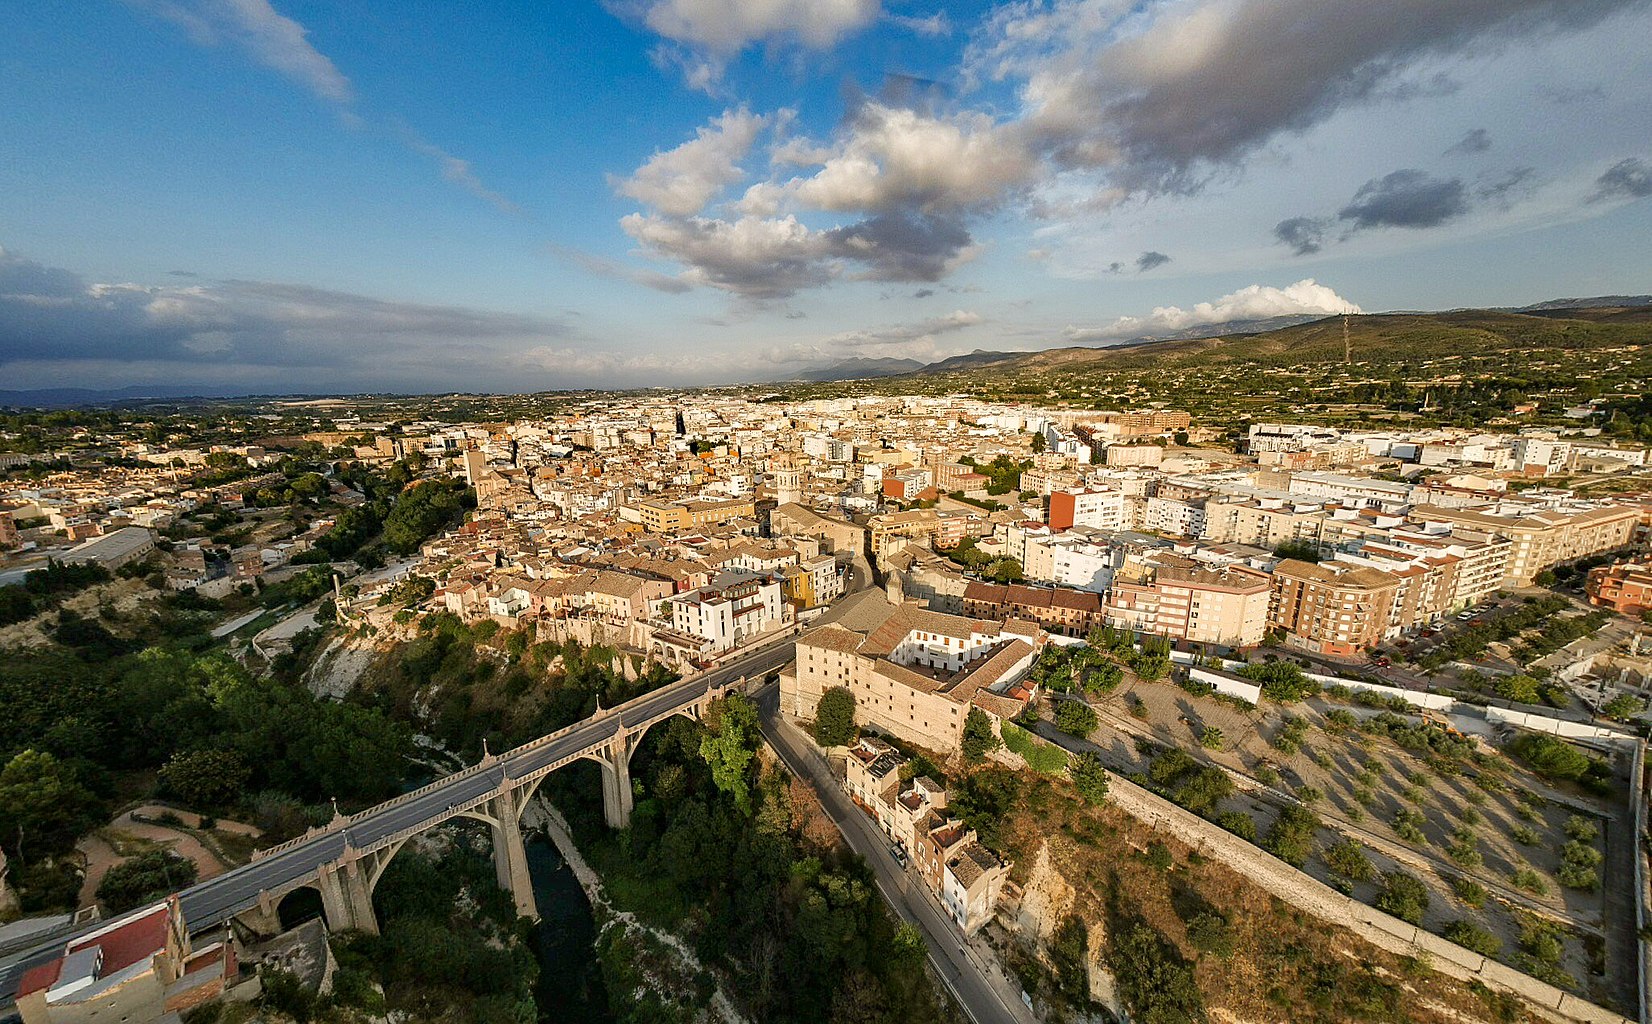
(1187, 666), (1262, 704)
(1103, 772), (1632, 1024)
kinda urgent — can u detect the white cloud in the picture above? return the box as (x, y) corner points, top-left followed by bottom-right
(400, 127), (521, 214)
(638, 0), (879, 53)
(1065, 279), (1360, 341)
(785, 103), (1035, 214)
(614, 109), (768, 217)
(130, 0), (353, 103)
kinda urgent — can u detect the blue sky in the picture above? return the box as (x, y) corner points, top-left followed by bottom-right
(2, 0), (1650, 393)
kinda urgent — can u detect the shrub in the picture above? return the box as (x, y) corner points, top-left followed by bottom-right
(1510, 868), (1549, 896)
(1509, 825), (1539, 846)
(1263, 805), (1319, 867)
(1393, 808), (1428, 845)
(1322, 839), (1376, 882)
(1054, 699), (1098, 737)
(1067, 751), (1109, 803)
(1562, 815), (1598, 843)
(1444, 920), (1501, 957)
(1199, 726), (1225, 750)
(1375, 871), (1430, 925)
(97, 851), (199, 914)
(1451, 877), (1487, 908)
(1446, 828), (1482, 869)
(1217, 811), (1257, 842)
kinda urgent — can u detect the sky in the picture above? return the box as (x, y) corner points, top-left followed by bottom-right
(1, 0), (1650, 394)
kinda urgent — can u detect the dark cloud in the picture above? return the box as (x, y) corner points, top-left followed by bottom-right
(1589, 157), (1652, 201)
(912, 288), (935, 298)
(823, 212), (975, 283)
(167, 269), (201, 278)
(1136, 250), (1171, 272)
(1477, 166), (1537, 205)
(1446, 128), (1492, 156)
(1274, 216), (1330, 255)
(1011, 0), (1637, 192)
(547, 243), (693, 294)
(1338, 169), (1468, 230)
(0, 245), (573, 375)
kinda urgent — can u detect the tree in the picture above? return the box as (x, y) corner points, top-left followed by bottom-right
(1494, 674), (1541, 705)
(813, 687), (857, 748)
(985, 558), (1024, 584)
(1603, 693), (1646, 721)
(699, 693), (761, 815)
(1068, 751), (1109, 803)
(1054, 699), (1097, 737)
(157, 749), (252, 809)
(1374, 870), (1429, 925)
(961, 707), (1001, 762)
(96, 850), (198, 913)
(1029, 432), (1047, 454)
(0, 750), (101, 864)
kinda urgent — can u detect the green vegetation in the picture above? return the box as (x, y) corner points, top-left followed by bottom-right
(1262, 804), (1319, 867)
(1374, 871), (1429, 925)
(1238, 660), (1320, 702)
(1444, 920), (1501, 957)
(1146, 748), (1234, 817)
(1055, 698), (1098, 737)
(1029, 642), (1123, 695)
(1067, 750), (1109, 803)
(96, 850), (199, 913)
(0, 560), (113, 627)
(957, 706), (1000, 762)
(1003, 722), (1069, 775)
(812, 686), (856, 747)
(1322, 839), (1376, 883)
(1506, 733), (1611, 792)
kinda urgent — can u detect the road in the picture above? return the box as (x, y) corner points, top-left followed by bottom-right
(0, 637), (798, 1005)
(756, 685), (1036, 1024)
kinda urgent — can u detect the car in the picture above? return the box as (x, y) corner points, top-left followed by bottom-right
(891, 845), (909, 866)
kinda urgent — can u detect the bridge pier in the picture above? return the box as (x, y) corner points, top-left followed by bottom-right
(594, 732), (634, 829)
(318, 858), (379, 936)
(488, 787), (539, 922)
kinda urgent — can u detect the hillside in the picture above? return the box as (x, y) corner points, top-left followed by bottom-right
(895, 307), (1652, 384)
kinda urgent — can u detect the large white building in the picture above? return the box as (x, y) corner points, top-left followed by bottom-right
(656, 570), (789, 661)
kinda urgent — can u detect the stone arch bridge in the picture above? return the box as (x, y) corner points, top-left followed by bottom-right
(174, 639), (796, 939)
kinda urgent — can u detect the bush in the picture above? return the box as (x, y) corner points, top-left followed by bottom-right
(961, 707), (1001, 762)
(1322, 839), (1376, 882)
(1510, 868), (1549, 896)
(1054, 699), (1098, 737)
(1238, 661), (1320, 702)
(1067, 750), (1109, 803)
(1263, 805), (1319, 867)
(1374, 871), (1429, 925)
(1451, 877), (1487, 908)
(1444, 919), (1501, 957)
(1563, 815), (1598, 843)
(1446, 828), (1482, 869)
(1393, 808), (1428, 845)
(1509, 825), (1539, 846)
(97, 850), (199, 913)
(1199, 726), (1224, 750)
(1003, 723), (1069, 775)
(1217, 811), (1256, 842)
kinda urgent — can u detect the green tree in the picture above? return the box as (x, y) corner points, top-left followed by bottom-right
(1054, 699), (1097, 737)
(157, 749), (252, 809)
(0, 750), (101, 864)
(1494, 674), (1541, 705)
(1444, 919), (1501, 957)
(96, 850), (198, 913)
(1375, 871), (1429, 925)
(1068, 751), (1109, 803)
(699, 693), (760, 815)
(961, 707), (1001, 762)
(1603, 693), (1646, 720)
(812, 687), (857, 747)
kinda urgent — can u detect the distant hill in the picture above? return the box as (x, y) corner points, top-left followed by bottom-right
(791, 357), (927, 381)
(0, 385), (239, 409)
(1510, 295), (1652, 312)
(865, 302), (1652, 387)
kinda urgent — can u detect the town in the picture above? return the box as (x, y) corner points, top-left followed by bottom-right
(3, 389), (1651, 1024)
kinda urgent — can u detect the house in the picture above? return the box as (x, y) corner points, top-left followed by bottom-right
(14, 899), (244, 1024)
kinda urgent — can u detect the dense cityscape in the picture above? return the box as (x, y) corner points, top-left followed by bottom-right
(5, 0), (1652, 1021)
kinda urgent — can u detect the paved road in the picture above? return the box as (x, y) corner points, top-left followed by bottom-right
(756, 686), (1036, 1024)
(0, 637), (798, 1004)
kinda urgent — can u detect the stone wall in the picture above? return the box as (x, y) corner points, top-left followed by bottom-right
(1103, 772), (1632, 1024)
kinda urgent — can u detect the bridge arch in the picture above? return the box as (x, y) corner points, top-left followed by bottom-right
(276, 884), (325, 931)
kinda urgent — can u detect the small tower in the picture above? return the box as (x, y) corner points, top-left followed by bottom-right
(771, 452), (803, 506)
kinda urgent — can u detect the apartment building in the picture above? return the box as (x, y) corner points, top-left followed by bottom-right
(654, 570), (788, 662)
(1201, 497), (1329, 551)
(1143, 495), (1206, 538)
(1047, 488), (1126, 531)
(1268, 559), (1402, 657)
(1103, 556), (1271, 648)
(1412, 502), (1638, 585)
(783, 553), (843, 609)
(636, 496), (756, 533)
(960, 581), (1105, 638)
(1589, 559), (1652, 617)
(783, 600), (1041, 753)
